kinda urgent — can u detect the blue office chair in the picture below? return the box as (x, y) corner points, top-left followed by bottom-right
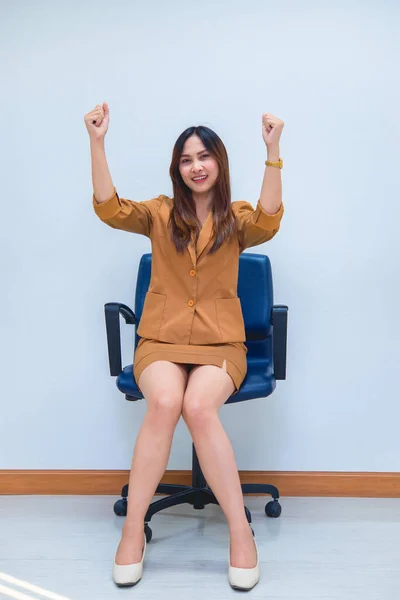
(105, 252), (288, 543)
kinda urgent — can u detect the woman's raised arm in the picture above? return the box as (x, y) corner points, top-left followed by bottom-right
(84, 102), (114, 203)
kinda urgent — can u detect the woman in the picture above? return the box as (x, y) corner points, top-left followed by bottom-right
(84, 102), (284, 590)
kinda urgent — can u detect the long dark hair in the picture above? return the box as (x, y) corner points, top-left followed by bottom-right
(168, 125), (238, 255)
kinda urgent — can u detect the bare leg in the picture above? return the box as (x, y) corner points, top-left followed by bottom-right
(181, 362), (257, 568)
(115, 361), (189, 565)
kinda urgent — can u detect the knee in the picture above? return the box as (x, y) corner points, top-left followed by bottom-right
(147, 393), (183, 422)
(181, 394), (215, 427)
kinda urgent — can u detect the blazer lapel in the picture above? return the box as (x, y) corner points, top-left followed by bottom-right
(187, 210), (213, 267)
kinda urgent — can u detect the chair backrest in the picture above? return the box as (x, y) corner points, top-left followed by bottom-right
(133, 253), (274, 359)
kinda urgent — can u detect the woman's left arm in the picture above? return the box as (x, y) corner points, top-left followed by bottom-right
(260, 113), (285, 215)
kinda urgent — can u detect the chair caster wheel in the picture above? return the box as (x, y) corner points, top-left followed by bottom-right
(145, 523), (152, 543)
(265, 500), (282, 518)
(113, 498), (127, 516)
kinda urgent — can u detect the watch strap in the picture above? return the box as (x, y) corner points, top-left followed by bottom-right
(265, 157), (283, 169)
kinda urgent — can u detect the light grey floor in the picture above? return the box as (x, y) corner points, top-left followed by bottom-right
(0, 495), (399, 599)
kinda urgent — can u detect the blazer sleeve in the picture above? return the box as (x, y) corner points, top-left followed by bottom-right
(233, 199), (284, 252)
(92, 186), (164, 237)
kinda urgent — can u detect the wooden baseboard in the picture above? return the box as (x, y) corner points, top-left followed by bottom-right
(1, 471), (399, 497)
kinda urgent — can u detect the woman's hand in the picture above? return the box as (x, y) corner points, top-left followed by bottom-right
(84, 102), (110, 141)
(262, 113), (284, 149)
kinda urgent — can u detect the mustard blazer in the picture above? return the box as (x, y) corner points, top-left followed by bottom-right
(93, 188), (284, 345)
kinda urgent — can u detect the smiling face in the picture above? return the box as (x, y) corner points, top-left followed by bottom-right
(179, 135), (219, 201)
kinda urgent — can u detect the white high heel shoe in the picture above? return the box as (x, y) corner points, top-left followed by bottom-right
(228, 528), (260, 590)
(112, 532), (147, 587)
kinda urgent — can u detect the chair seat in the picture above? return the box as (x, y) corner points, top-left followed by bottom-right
(116, 357), (276, 403)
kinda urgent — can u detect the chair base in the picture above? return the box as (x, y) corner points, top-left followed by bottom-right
(144, 482), (280, 525)
(113, 443), (281, 525)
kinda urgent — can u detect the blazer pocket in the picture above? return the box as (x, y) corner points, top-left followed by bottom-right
(137, 291), (167, 339)
(215, 297), (246, 342)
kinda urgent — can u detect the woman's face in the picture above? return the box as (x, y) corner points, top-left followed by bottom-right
(179, 135), (219, 196)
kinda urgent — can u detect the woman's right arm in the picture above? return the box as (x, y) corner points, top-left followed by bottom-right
(90, 137), (114, 203)
(84, 102), (163, 237)
(84, 102), (114, 203)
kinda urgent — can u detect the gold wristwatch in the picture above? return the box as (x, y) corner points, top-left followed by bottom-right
(265, 157), (283, 169)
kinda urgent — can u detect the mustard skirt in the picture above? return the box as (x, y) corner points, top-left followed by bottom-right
(133, 337), (248, 395)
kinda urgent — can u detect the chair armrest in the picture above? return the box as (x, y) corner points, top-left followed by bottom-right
(271, 305), (288, 380)
(104, 302), (136, 376)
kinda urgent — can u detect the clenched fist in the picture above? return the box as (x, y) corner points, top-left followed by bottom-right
(84, 102), (110, 140)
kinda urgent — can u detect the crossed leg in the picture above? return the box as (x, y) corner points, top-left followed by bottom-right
(115, 360), (190, 566)
(181, 360), (257, 568)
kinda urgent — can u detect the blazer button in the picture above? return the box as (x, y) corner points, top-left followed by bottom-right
(190, 269), (196, 276)
(188, 300), (195, 307)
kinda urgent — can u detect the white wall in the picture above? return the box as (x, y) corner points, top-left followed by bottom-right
(1, 0), (399, 472)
